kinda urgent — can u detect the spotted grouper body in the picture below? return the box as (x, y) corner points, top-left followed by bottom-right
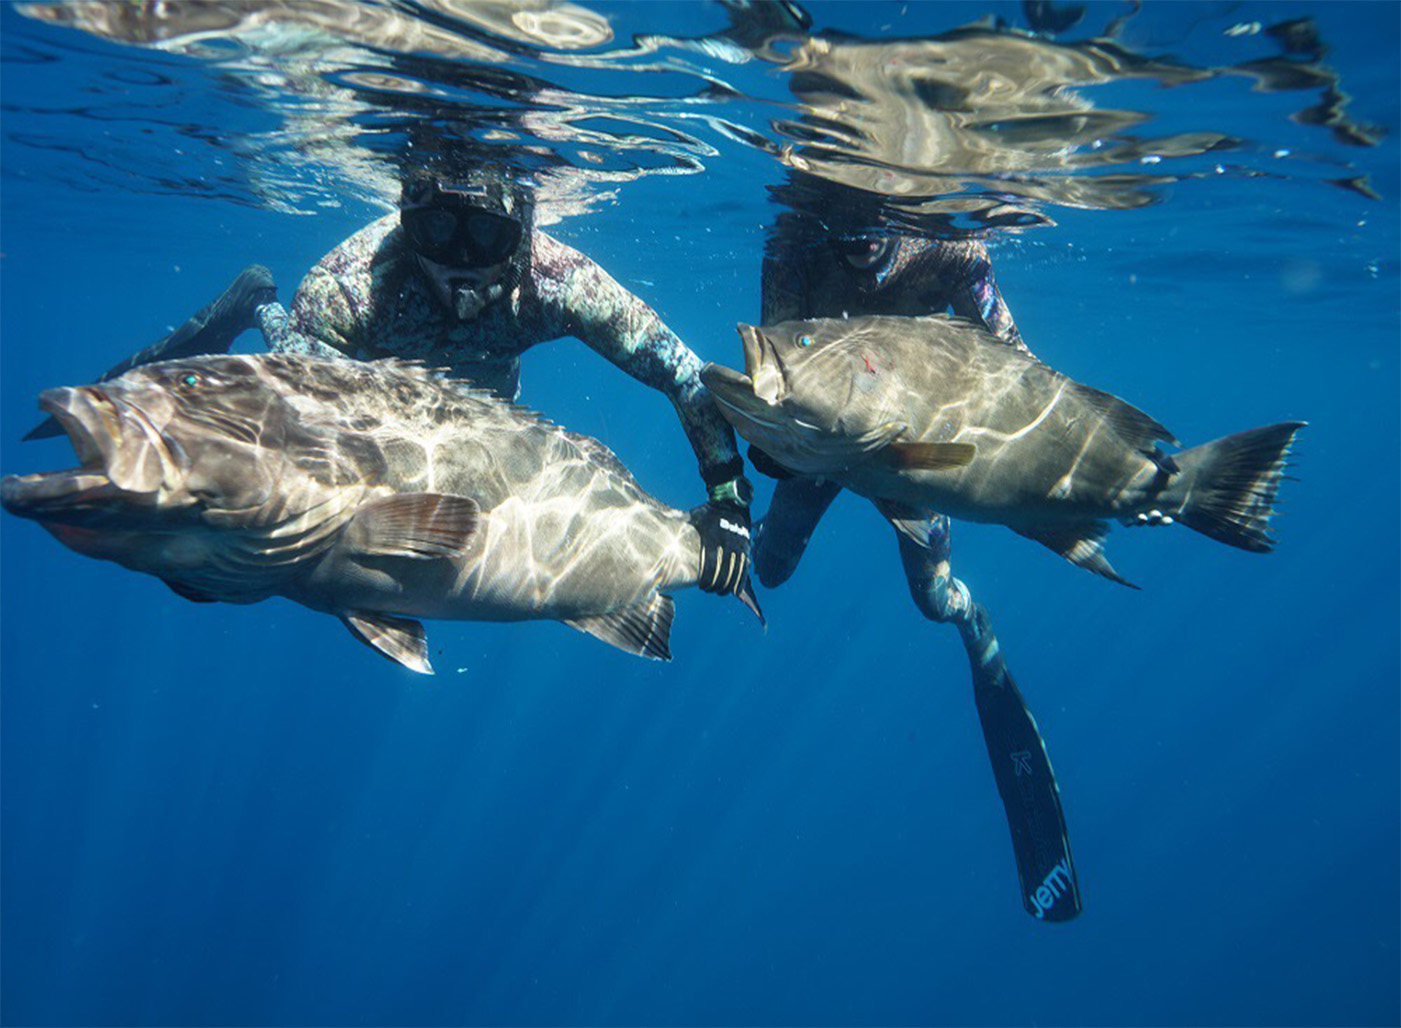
(2, 354), (706, 670)
(702, 314), (1303, 584)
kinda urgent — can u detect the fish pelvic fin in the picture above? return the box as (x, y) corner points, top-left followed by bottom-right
(343, 612), (434, 674)
(1167, 422), (1305, 553)
(345, 493), (480, 559)
(564, 593), (675, 661)
(1015, 521), (1139, 589)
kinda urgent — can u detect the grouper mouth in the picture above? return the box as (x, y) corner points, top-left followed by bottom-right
(2, 386), (172, 522)
(700, 323), (790, 428)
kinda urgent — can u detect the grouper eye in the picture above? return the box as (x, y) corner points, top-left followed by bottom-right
(182, 374), (200, 388)
(798, 334), (815, 348)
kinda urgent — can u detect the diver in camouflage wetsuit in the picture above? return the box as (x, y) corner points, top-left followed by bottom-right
(40, 167), (754, 599)
(752, 194), (1082, 920)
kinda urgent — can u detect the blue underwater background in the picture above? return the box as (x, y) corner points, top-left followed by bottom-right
(1, 2), (1398, 1025)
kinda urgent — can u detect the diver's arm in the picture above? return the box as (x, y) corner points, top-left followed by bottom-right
(540, 238), (745, 488)
(538, 234), (753, 596)
(258, 218), (400, 360)
(946, 240), (1029, 354)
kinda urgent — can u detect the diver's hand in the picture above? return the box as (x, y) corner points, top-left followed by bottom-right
(1121, 508), (1174, 528)
(693, 476), (753, 596)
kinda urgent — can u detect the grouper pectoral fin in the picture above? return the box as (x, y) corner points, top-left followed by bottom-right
(344, 493), (479, 559)
(882, 441), (976, 471)
(343, 612), (434, 674)
(564, 594), (675, 661)
(1014, 522), (1139, 589)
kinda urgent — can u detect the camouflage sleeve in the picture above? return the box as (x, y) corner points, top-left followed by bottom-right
(946, 240), (1029, 355)
(258, 216), (397, 360)
(534, 234), (744, 496)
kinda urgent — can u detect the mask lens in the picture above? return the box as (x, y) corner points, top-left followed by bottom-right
(403, 203), (521, 268)
(464, 212), (522, 265)
(834, 234), (892, 271)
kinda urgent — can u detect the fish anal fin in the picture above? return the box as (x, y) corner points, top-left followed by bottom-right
(346, 493), (479, 559)
(564, 594), (675, 661)
(872, 497), (937, 549)
(343, 612), (434, 674)
(162, 578), (219, 603)
(884, 441), (976, 471)
(1015, 522), (1139, 589)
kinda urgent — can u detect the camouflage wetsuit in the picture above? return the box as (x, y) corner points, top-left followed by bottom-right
(254, 213), (743, 495)
(754, 212), (1028, 618)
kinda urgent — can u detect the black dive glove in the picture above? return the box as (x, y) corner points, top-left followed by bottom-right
(693, 473), (754, 596)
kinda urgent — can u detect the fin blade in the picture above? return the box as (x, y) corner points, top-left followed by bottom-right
(962, 603), (1082, 922)
(347, 493), (479, 559)
(884, 441), (976, 471)
(343, 613), (434, 674)
(565, 594), (675, 661)
(1015, 522), (1139, 589)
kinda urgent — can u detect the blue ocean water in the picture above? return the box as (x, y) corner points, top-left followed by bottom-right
(1, 2), (1397, 1025)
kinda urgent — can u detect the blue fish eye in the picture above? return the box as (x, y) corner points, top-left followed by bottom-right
(182, 373), (200, 388)
(798, 334), (814, 348)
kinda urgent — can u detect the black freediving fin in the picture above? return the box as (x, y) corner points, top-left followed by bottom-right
(961, 602), (1081, 922)
(343, 612), (434, 674)
(564, 593), (676, 661)
(25, 264), (277, 441)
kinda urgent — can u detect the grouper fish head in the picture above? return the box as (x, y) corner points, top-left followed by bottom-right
(2, 355), (365, 601)
(701, 318), (915, 476)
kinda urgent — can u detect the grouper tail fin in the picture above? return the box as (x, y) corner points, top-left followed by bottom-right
(1169, 421), (1305, 552)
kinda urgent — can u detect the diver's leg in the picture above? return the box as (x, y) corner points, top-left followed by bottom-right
(24, 265), (277, 440)
(751, 476), (843, 588)
(891, 510), (1082, 922)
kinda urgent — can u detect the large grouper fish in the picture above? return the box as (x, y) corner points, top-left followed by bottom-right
(702, 314), (1303, 585)
(3, 353), (759, 672)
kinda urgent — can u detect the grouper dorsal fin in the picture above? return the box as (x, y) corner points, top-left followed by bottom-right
(345, 493), (479, 559)
(882, 441), (976, 471)
(1066, 380), (1180, 450)
(1014, 521), (1140, 589)
(564, 594), (675, 661)
(343, 612), (434, 674)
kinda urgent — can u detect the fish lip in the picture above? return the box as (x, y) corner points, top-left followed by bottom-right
(0, 385), (159, 520)
(736, 323), (788, 403)
(700, 362), (759, 413)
